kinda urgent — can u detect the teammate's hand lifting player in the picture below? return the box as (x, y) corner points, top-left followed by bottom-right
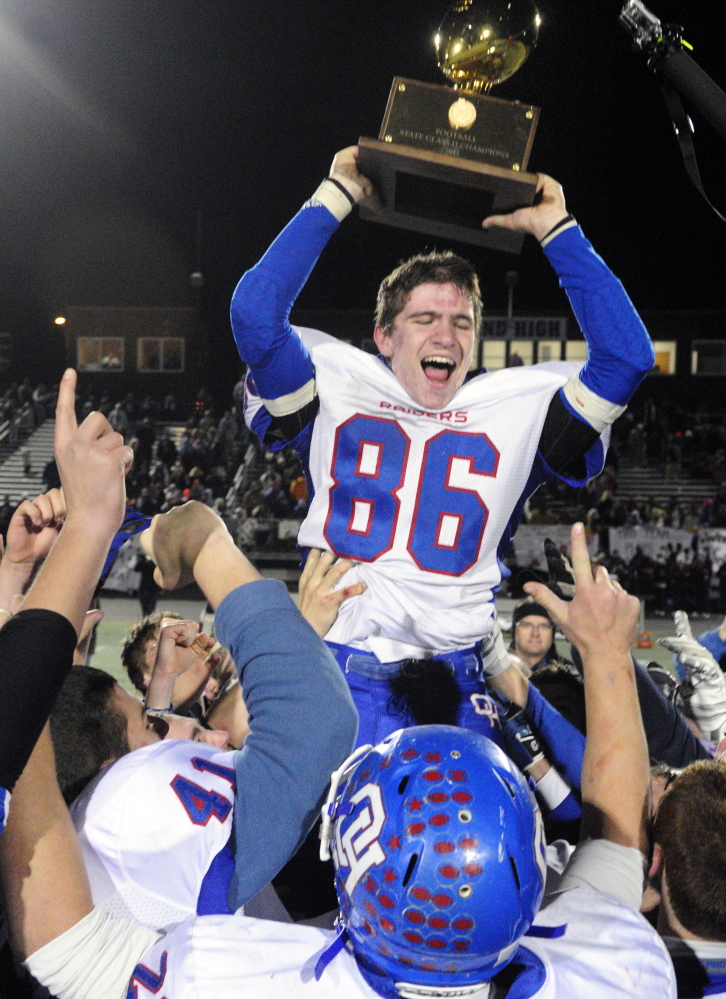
(298, 549), (367, 638)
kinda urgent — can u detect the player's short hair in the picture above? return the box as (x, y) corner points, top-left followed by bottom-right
(654, 759), (726, 939)
(375, 251), (482, 337)
(121, 610), (183, 693)
(49, 666), (130, 804)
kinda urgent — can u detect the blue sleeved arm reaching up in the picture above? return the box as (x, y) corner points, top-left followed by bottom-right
(230, 202), (340, 403)
(535, 225), (654, 484)
(214, 578), (358, 910)
(543, 226), (655, 406)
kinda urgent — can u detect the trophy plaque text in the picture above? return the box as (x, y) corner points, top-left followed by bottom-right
(359, 0), (542, 254)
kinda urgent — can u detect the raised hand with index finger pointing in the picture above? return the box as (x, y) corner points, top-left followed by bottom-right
(54, 369), (134, 537)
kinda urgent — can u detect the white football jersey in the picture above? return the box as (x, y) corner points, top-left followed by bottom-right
(247, 329), (589, 660)
(125, 884), (675, 999)
(71, 740), (237, 931)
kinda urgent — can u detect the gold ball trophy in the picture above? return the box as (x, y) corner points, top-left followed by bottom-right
(358, 0), (541, 253)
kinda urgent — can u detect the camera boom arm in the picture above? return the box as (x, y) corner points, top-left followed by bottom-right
(620, 0), (726, 222)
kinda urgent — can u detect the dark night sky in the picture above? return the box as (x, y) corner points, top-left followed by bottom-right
(0, 0), (724, 389)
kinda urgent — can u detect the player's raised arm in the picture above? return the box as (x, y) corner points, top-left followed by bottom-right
(525, 522), (647, 852)
(230, 146), (376, 452)
(486, 174), (654, 487)
(141, 501), (358, 908)
(0, 371), (134, 829)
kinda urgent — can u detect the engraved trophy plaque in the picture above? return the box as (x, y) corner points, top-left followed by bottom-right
(358, 0), (542, 253)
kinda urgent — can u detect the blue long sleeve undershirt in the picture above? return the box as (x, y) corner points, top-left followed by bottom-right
(214, 578), (358, 910)
(525, 682), (585, 790)
(542, 227), (654, 406)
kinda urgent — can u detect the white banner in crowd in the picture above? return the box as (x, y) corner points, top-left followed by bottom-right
(607, 525), (695, 566)
(698, 530), (726, 573)
(507, 525), (599, 570)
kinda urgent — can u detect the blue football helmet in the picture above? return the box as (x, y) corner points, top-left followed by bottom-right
(320, 725), (546, 998)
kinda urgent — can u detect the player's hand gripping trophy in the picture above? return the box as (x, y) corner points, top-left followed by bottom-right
(358, 0), (544, 251)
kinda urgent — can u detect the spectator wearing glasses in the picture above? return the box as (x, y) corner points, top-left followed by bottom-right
(510, 600), (572, 676)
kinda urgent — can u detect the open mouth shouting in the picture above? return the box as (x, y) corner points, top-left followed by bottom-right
(421, 355), (458, 386)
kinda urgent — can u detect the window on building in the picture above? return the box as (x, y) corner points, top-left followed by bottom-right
(137, 338), (185, 373)
(691, 340), (726, 375)
(536, 341), (563, 363)
(651, 341), (676, 374)
(565, 341), (588, 363)
(482, 341), (507, 371)
(508, 341), (533, 366)
(77, 337), (125, 372)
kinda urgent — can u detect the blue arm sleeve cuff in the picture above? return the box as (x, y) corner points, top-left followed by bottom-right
(525, 683), (585, 790)
(548, 790), (583, 823)
(230, 203), (340, 401)
(215, 579), (358, 909)
(543, 226), (654, 406)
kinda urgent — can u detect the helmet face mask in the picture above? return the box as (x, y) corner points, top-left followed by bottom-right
(325, 726), (546, 998)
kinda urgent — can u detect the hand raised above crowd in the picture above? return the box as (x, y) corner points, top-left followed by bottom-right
(0, 490), (67, 614)
(54, 369), (133, 536)
(140, 500), (232, 591)
(145, 617), (218, 712)
(4, 490), (65, 569)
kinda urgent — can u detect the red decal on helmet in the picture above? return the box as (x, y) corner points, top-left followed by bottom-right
(405, 910), (426, 924)
(439, 864), (459, 879)
(427, 792), (449, 804)
(428, 916), (449, 930)
(429, 813), (449, 827)
(452, 791), (473, 803)
(407, 821), (425, 835)
(432, 893), (454, 908)
(463, 862), (483, 876)
(411, 887), (431, 902)
(434, 840), (455, 854)
(423, 769), (443, 782)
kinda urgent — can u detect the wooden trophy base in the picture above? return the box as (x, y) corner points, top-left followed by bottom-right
(357, 136), (538, 254)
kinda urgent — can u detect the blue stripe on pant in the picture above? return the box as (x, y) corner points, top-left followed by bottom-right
(326, 642), (503, 750)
